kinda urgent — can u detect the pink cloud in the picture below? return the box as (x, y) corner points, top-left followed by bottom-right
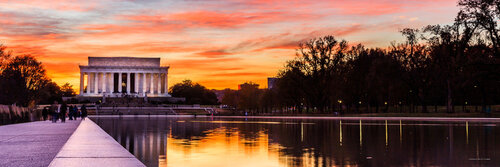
(0, 0), (97, 11)
(77, 23), (184, 36)
(195, 50), (232, 58)
(118, 10), (323, 29)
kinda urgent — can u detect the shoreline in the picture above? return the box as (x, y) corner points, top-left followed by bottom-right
(89, 114), (500, 122)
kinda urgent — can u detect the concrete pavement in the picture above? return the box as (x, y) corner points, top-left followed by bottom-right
(49, 119), (145, 167)
(0, 120), (81, 167)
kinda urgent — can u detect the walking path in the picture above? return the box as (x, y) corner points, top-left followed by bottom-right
(0, 120), (81, 167)
(49, 119), (145, 167)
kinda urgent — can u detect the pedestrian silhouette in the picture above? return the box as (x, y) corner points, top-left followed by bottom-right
(42, 107), (48, 121)
(51, 101), (59, 123)
(60, 102), (67, 123)
(81, 105), (87, 120)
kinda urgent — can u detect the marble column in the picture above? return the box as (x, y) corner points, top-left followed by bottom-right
(107, 73), (111, 93)
(164, 72), (168, 95)
(126, 73), (131, 94)
(157, 73), (162, 94)
(86, 73), (90, 94)
(103, 73), (107, 93)
(135, 73), (139, 93)
(142, 73), (147, 95)
(110, 73), (115, 94)
(94, 72), (99, 94)
(118, 72), (122, 93)
(150, 73), (154, 94)
(80, 72), (84, 95)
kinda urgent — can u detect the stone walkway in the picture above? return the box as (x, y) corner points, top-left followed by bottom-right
(49, 119), (145, 167)
(0, 120), (81, 167)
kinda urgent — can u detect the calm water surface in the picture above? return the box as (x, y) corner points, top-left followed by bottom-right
(92, 116), (500, 167)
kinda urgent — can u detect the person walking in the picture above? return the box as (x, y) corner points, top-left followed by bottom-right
(71, 105), (77, 120)
(68, 106), (73, 120)
(81, 104), (87, 120)
(75, 105), (80, 119)
(60, 102), (67, 123)
(73, 105), (77, 120)
(51, 101), (59, 123)
(42, 107), (48, 121)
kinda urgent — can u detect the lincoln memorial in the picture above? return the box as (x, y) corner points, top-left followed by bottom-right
(79, 57), (171, 97)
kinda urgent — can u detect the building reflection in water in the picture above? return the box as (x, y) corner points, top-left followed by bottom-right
(93, 117), (500, 167)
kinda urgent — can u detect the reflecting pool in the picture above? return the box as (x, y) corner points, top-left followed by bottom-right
(92, 116), (500, 167)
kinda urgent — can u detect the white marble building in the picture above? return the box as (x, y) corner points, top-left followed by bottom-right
(79, 57), (170, 97)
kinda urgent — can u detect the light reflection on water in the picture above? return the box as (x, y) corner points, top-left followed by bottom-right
(92, 117), (500, 167)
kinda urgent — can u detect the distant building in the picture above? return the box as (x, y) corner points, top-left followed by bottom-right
(79, 57), (171, 97)
(267, 77), (278, 89)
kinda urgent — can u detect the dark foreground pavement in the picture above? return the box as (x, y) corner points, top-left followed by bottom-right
(49, 119), (145, 167)
(0, 120), (81, 167)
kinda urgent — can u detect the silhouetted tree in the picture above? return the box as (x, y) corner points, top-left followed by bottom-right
(61, 83), (76, 97)
(279, 36), (349, 113)
(237, 82), (261, 112)
(169, 80), (218, 105)
(38, 81), (63, 104)
(345, 47), (406, 113)
(458, 0), (500, 55)
(259, 88), (278, 113)
(221, 88), (238, 108)
(0, 49), (58, 106)
(276, 60), (306, 113)
(391, 28), (435, 112)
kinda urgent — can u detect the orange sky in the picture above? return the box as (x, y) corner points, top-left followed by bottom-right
(0, 0), (459, 91)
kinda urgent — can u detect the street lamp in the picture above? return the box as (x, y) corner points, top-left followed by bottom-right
(338, 100), (342, 113)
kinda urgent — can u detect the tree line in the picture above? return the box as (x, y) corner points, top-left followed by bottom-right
(169, 80), (218, 105)
(222, 0), (499, 114)
(0, 45), (75, 107)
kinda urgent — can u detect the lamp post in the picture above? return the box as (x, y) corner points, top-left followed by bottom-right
(464, 101), (468, 113)
(399, 101), (402, 113)
(338, 100), (342, 114)
(384, 101), (388, 112)
(358, 101), (362, 113)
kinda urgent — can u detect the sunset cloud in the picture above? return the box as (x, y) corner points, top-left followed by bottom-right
(195, 50), (232, 58)
(0, 0), (98, 12)
(0, 0), (460, 90)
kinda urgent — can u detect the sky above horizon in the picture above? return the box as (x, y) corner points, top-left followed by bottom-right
(0, 0), (459, 91)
